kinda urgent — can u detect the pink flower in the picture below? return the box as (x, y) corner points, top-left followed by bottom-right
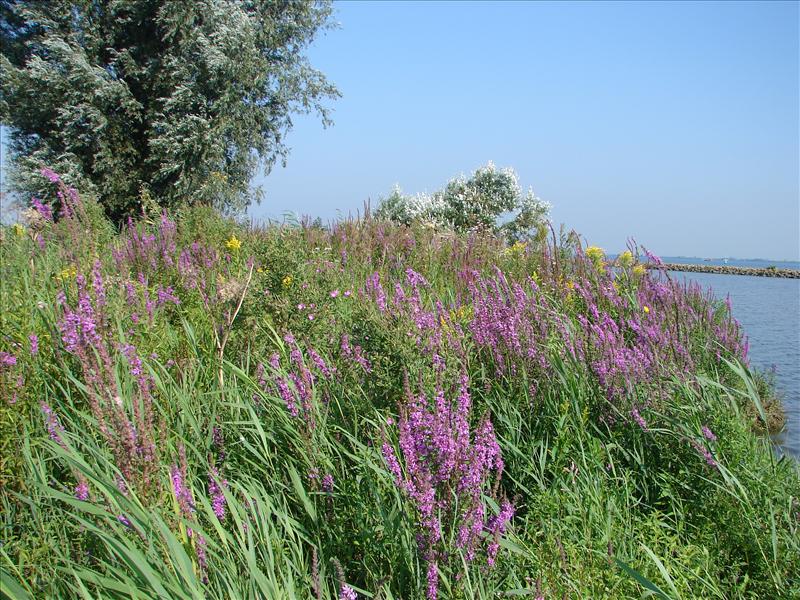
(41, 167), (61, 183)
(330, 289), (340, 298)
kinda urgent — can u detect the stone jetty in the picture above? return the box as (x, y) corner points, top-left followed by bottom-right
(650, 263), (800, 279)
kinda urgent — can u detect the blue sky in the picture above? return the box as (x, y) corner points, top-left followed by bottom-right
(251, 0), (799, 260)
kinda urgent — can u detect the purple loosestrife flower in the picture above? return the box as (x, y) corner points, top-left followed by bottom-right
(41, 402), (66, 447)
(405, 268), (429, 289)
(322, 473), (334, 493)
(31, 197), (53, 221)
(195, 534), (209, 584)
(427, 562), (439, 600)
(486, 499), (515, 567)
(29, 334), (39, 356)
(339, 584), (357, 600)
(75, 478), (89, 501)
(690, 439), (718, 468)
(276, 376), (299, 417)
(341, 335), (371, 373)
(212, 426), (226, 463)
(269, 353), (281, 370)
(208, 466), (228, 520)
(171, 446), (194, 517)
(308, 348), (334, 378)
(702, 426), (717, 442)
(385, 374), (511, 594)
(41, 167), (61, 183)
(156, 286), (180, 307)
(0, 352), (17, 369)
(382, 442), (403, 483)
(365, 272), (387, 312)
(631, 407), (648, 431)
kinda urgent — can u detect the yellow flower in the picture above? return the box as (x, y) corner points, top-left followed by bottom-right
(618, 250), (634, 268)
(633, 264), (646, 277)
(503, 240), (527, 257)
(55, 265), (77, 282)
(12, 223), (25, 237)
(225, 235), (242, 252)
(282, 275), (293, 288)
(585, 245), (605, 264)
(643, 305), (650, 314)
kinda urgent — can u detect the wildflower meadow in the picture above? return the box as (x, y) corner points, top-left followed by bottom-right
(1, 171), (798, 599)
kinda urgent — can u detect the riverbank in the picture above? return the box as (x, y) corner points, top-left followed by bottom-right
(2, 196), (799, 598)
(652, 262), (800, 278)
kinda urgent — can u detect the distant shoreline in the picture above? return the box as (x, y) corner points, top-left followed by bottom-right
(652, 262), (800, 279)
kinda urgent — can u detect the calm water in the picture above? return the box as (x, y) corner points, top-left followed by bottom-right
(665, 263), (800, 459)
(664, 256), (800, 271)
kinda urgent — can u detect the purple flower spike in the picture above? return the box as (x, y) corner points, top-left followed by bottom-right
(41, 167), (61, 183)
(702, 426), (717, 442)
(0, 352), (17, 369)
(75, 479), (89, 501)
(208, 466), (228, 520)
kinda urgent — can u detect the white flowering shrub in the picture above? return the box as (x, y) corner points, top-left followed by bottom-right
(374, 186), (448, 228)
(376, 162), (550, 242)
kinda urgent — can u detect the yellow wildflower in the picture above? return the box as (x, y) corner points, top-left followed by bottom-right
(503, 240), (527, 257)
(12, 223), (25, 237)
(55, 265), (77, 282)
(585, 245), (604, 264)
(633, 264), (646, 277)
(643, 305), (650, 314)
(225, 235), (242, 252)
(282, 275), (293, 288)
(618, 250), (634, 268)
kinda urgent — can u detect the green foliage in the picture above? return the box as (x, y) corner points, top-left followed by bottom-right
(0, 204), (798, 599)
(0, 0), (339, 222)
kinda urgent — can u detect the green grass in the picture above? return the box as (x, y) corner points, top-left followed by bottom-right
(0, 202), (797, 599)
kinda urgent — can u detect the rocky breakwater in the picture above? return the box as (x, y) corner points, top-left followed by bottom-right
(651, 263), (800, 278)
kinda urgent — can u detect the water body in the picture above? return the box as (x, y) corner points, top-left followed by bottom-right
(663, 260), (800, 459)
(664, 256), (800, 271)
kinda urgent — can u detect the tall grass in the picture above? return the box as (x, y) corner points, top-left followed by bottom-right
(0, 179), (797, 598)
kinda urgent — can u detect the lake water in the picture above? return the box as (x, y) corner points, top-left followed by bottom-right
(664, 259), (800, 459)
(663, 257), (800, 271)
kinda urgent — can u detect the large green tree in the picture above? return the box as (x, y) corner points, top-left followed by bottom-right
(0, 0), (339, 221)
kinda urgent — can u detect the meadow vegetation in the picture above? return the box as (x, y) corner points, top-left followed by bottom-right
(0, 171), (798, 599)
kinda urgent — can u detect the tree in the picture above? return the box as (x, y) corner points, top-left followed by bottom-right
(375, 162), (551, 243)
(0, 0), (339, 222)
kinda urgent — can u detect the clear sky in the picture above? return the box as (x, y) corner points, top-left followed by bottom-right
(250, 0), (799, 261)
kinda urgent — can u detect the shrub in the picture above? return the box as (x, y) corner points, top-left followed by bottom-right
(376, 162), (550, 243)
